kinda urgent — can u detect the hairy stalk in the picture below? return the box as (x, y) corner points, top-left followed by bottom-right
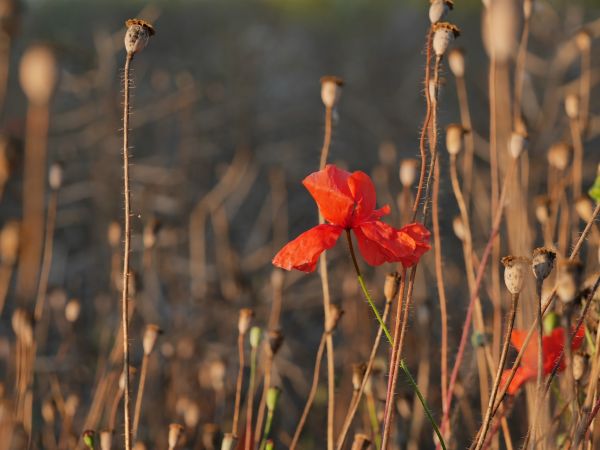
(232, 332), (246, 438)
(473, 292), (520, 450)
(132, 354), (149, 442)
(121, 52), (133, 450)
(245, 339), (259, 450)
(289, 333), (326, 450)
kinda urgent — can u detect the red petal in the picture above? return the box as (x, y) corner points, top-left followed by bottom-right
(347, 171), (377, 225)
(500, 367), (535, 395)
(303, 165), (354, 227)
(353, 221), (416, 266)
(272, 224), (343, 272)
(398, 223), (431, 267)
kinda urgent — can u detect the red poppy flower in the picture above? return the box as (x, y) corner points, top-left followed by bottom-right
(272, 165), (431, 272)
(500, 326), (584, 395)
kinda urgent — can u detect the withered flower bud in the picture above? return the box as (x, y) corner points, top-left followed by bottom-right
(143, 324), (162, 355)
(237, 308), (254, 335)
(384, 272), (401, 303)
(446, 123), (464, 155)
(267, 329), (284, 356)
(65, 299), (81, 323)
(531, 248), (556, 282)
(320, 76), (344, 109)
(124, 19), (155, 57)
(325, 304), (344, 333)
(168, 423), (184, 450)
(556, 260), (583, 304)
(352, 363), (367, 391)
(448, 47), (465, 78)
(41, 399), (55, 424)
(501, 256), (530, 295)
(547, 142), (571, 171)
(399, 159), (418, 188)
(432, 22), (460, 57)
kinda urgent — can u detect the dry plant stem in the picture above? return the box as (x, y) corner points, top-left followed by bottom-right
(34, 189), (58, 321)
(580, 44), (591, 133)
(232, 332), (246, 438)
(473, 292), (520, 450)
(440, 158), (517, 437)
(132, 353), (149, 441)
(535, 280), (544, 413)
(245, 342), (259, 450)
(254, 354), (273, 446)
(319, 106), (333, 170)
(454, 74), (475, 206)
(513, 15), (530, 127)
(490, 204), (600, 421)
(0, 33), (10, 115)
(570, 117), (584, 201)
(289, 333), (326, 450)
(121, 51), (133, 450)
(335, 300), (391, 450)
(572, 397), (600, 449)
(581, 304), (600, 448)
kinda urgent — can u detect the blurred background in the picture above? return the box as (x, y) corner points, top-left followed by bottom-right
(1, 0), (600, 449)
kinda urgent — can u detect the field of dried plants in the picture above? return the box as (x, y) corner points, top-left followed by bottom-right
(1, 0), (600, 449)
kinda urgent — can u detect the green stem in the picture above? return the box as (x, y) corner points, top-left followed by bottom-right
(366, 394), (382, 449)
(400, 359), (447, 450)
(259, 411), (274, 450)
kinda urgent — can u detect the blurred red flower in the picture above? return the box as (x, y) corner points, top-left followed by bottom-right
(500, 326), (585, 395)
(272, 165), (431, 272)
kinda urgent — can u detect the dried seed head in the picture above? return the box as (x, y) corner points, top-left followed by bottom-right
(534, 196), (551, 225)
(326, 304), (344, 333)
(565, 93), (580, 120)
(65, 394), (79, 417)
(220, 433), (236, 450)
(531, 248), (556, 282)
(82, 430), (95, 449)
(384, 272), (401, 303)
(509, 130), (528, 159)
(556, 260), (583, 304)
(48, 162), (63, 190)
(11, 308), (33, 345)
(352, 363), (367, 391)
(351, 433), (372, 450)
(124, 18), (155, 57)
(547, 142), (571, 171)
(501, 256), (530, 295)
(143, 218), (161, 249)
(183, 402), (199, 428)
(575, 196), (594, 222)
(208, 359), (226, 391)
(523, 0), (533, 19)
(19, 44), (57, 105)
(483, 0), (517, 63)
(143, 324), (162, 355)
(41, 399), (55, 424)
(237, 308), (254, 335)
(65, 299), (81, 322)
(399, 159), (418, 188)
(266, 386), (281, 412)
(452, 216), (466, 241)
(432, 22), (460, 57)
(448, 47), (465, 77)
(267, 329), (284, 356)
(446, 123), (464, 155)
(107, 221), (121, 248)
(320, 75), (344, 109)
(249, 326), (262, 349)
(575, 29), (592, 52)
(100, 430), (112, 450)
(168, 423), (184, 450)
(0, 220), (19, 265)
(429, 0), (453, 24)
(572, 353), (586, 381)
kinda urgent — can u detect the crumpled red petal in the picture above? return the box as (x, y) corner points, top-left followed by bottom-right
(272, 224), (343, 273)
(302, 165), (354, 227)
(397, 223), (431, 267)
(347, 171), (377, 225)
(353, 221), (416, 266)
(500, 366), (535, 396)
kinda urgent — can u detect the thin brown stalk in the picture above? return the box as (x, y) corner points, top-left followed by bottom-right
(580, 42), (591, 134)
(319, 106), (333, 170)
(121, 51), (133, 450)
(570, 117), (584, 201)
(132, 353), (149, 442)
(454, 74), (475, 206)
(254, 354), (273, 447)
(245, 339), (259, 450)
(513, 14), (531, 129)
(34, 188), (58, 322)
(289, 333), (326, 450)
(232, 332), (246, 438)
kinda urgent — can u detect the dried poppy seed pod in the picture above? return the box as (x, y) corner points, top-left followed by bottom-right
(509, 130), (527, 159)
(237, 308), (254, 335)
(249, 326), (262, 349)
(399, 159), (418, 188)
(100, 430), (112, 450)
(534, 196), (550, 225)
(556, 260), (583, 304)
(124, 18), (155, 57)
(41, 400), (54, 424)
(326, 304), (344, 333)
(168, 423), (184, 450)
(267, 329), (284, 356)
(82, 430), (95, 449)
(143, 324), (162, 355)
(352, 363), (367, 390)
(452, 216), (466, 241)
(0, 220), (19, 265)
(565, 93), (580, 120)
(221, 433), (236, 450)
(320, 75), (344, 109)
(48, 163), (63, 190)
(351, 433), (371, 450)
(183, 402), (199, 428)
(208, 359), (226, 391)
(384, 272), (401, 303)
(432, 22), (460, 57)
(483, 0), (517, 63)
(65, 299), (81, 322)
(448, 47), (465, 77)
(143, 218), (161, 249)
(575, 197), (594, 222)
(266, 386), (281, 412)
(65, 394), (79, 417)
(501, 256), (529, 295)
(19, 44), (57, 106)
(531, 248), (556, 281)
(572, 353), (586, 381)
(446, 123), (464, 155)
(547, 142), (571, 171)
(429, 0), (453, 24)
(523, 0), (533, 19)
(575, 29), (592, 52)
